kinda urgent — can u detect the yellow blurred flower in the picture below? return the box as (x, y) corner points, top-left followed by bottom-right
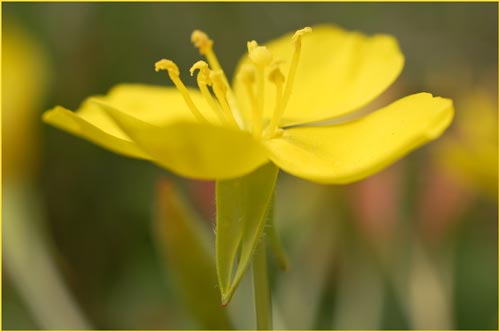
(434, 89), (498, 198)
(3, 23), (49, 179)
(43, 25), (453, 183)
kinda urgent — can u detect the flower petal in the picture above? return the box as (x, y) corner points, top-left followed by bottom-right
(264, 93), (454, 184)
(99, 84), (218, 124)
(94, 100), (269, 180)
(42, 84), (215, 159)
(43, 105), (151, 159)
(233, 25), (404, 126)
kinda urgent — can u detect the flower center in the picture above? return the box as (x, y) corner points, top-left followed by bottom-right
(154, 27), (311, 139)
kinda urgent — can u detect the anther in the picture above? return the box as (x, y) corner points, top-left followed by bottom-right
(155, 58), (207, 123)
(249, 46), (273, 68)
(189, 60), (209, 76)
(190, 60), (211, 85)
(155, 59), (180, 76)
(247, 40), (258, 53)
(292, 27), (312, 46)
(191, 30), (214, 55)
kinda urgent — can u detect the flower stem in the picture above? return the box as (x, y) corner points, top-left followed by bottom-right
(253, 239), (272, 330)
(267, 206), (289, 271)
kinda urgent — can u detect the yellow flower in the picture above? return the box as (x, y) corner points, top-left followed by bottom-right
(43, 25), (453, 183)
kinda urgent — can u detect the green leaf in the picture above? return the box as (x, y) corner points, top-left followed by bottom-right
(216, 162), (279, 305)
(154, 178), (232, 330)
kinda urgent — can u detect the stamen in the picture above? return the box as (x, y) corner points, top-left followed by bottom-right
(237, 64), (260, 137)
(248, 43), (274, 138)
(155, 59), (207, 122)
(190, 61), (225, 123)
(281, 27), (312, 112)
(191, 29), (241, 125)
(191, 29), (225, 82)
(266, 64), (285, 138)
(209, 70), (238, 127)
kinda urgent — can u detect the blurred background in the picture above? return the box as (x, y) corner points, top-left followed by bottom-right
(2, 2), (498, 330)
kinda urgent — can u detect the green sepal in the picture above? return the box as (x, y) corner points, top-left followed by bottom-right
(216, 162), (279, 305)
